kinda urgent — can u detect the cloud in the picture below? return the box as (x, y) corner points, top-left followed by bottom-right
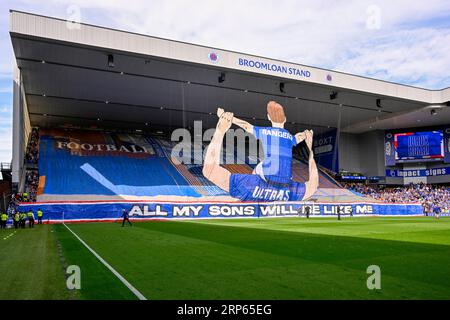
(0, 116), (12, 163)
(0, 106), (10, 113)
(0, 102), (12, 162)
(333, 27), (450, 89)
(0, 108), (12, 126)
(0, 85), (12, 94)
(2, 0), (450, 89)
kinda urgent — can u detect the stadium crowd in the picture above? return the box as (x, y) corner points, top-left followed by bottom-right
(0, 195), (44, 229)
(25, 128), (39, 165)
(22, 128), (41, 202)
(24, 170), (39, 202)
(344, 182), (450, 215)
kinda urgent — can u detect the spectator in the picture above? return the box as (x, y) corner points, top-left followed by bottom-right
(344, 182), (450, 214)
(22, 128), (41, 202)
(25, 128), (40, 165)
(27, 210), (35, 228)
(24, 169), (39, 202)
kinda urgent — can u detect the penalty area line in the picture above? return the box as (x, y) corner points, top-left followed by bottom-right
(62, 223), (147, 300)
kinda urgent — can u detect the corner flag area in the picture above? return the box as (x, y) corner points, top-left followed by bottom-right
(1, 217), (449, 300)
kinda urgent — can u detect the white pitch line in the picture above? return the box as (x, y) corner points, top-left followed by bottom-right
(62, 223), (147, 300)
(3, 231), (16, 240)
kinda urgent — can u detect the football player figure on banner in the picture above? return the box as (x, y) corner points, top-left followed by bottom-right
(202, 101), (318, 202)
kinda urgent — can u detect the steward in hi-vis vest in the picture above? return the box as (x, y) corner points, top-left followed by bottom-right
(0, 212), (7, 229)
(37, 209), (43, 225)
(27, 211), (35, 228)
(13, 213), (20, 229)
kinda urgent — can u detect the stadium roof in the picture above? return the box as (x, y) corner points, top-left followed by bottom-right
(9, 10), (450, 134)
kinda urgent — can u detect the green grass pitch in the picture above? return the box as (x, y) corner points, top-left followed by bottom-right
(1, 217), (450, 300)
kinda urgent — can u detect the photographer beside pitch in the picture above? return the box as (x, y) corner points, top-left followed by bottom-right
(203, 101), (318, 202)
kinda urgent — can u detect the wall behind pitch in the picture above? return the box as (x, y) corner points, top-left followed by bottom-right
(358, 131), (386, 177)
(339, 131), (385, 177)
(339, 133), (361, 173)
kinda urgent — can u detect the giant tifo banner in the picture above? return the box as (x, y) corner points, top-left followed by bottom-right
(18, 201), (423, 222)
(37, 128), (204, 198)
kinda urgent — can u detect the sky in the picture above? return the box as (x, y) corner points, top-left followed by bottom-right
(0, 0), (450, 165)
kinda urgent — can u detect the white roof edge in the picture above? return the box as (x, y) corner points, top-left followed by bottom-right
(440, 88), (450, 102)
(9, 10), (450, 104)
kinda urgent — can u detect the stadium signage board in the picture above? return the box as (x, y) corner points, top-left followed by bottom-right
(340, 175), (366, 180)
(386, 166), (450, 178)
(312, 128), (339, 172)
(18, 202), (423, 222)
(238, 58), (312, 78)
(56, 141), (151, 154)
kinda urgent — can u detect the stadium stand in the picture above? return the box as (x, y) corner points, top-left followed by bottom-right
(22, 127), (40, 202)
(156, 138), (228, 197)
(15, 127), (425, 220)
(25, 127), (39, 165)
(24, 169), (38, 200)
(37, 128), (203, 200)
(344, 183), (450, 214)
(28, 127), (366, 202)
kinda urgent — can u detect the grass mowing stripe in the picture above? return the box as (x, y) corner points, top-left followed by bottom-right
(0, 225), (72, 300)
(67, 220), (450, 299)
(137, 219), (450, 298)
(194, 217), (450, 245)
(63, 223), (147, 300)
(54, 224), (137, 299)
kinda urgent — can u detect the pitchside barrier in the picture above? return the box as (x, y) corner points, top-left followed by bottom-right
(17, 201), (423, 222)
